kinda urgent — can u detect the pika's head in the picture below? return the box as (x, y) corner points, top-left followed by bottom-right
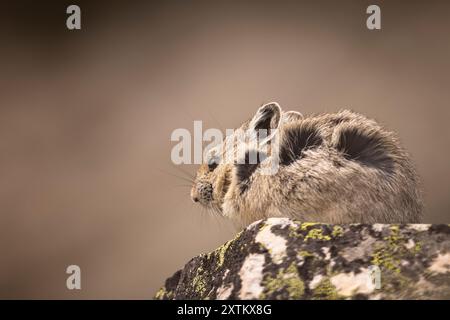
(190, 102), (301, 214)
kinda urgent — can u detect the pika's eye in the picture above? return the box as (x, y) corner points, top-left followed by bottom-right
(207, 156), (220, 171)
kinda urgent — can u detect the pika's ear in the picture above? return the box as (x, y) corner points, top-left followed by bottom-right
(249, 102), (281, 132)
(281, 111), (303, 124)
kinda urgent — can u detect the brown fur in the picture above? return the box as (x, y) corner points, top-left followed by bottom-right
(191, 103), (423, 228)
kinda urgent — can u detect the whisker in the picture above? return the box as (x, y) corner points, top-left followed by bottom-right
(172, 165), (196, 181)
(158, 169), (194, 184)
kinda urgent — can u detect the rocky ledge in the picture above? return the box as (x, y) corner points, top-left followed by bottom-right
(155, 218), (450, 300)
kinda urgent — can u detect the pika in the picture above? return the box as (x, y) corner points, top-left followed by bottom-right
(191, 102), (423, 227)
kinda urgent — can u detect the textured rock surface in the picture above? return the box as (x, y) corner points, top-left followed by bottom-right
(155, 218), (450, 300)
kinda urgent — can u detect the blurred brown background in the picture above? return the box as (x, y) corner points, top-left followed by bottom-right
(0, 0), (449, 299)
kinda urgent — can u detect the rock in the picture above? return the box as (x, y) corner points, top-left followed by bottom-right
(155, 218), (450, 300)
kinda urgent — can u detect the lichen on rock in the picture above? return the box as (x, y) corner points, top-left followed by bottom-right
(155, 218), (450, 300)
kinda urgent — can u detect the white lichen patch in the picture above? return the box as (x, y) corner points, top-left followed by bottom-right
(428, 253), (450, 274)
(330, 268), (376, 297)
(405, 239), (415, 250)
(216, 283), (234, 300)
(341, 237), (376, 262)
(238, 254), (265, 299)
(309, 275), (324, 290)
(222, 269), (229, 280)
(295, 255), (306, 267)
(255, 224), (288, 264)
(247, 219), (264, 230)
(265, 217), (297, 229)
(322, 247), (331, 260)
(401, 260), (410, 267)
(407, 224), (431, 232)
(330, 259), (336, 268)
(372, 224), (387, 232)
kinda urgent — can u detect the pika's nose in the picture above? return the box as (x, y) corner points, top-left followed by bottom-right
(191, 188), (199, 203)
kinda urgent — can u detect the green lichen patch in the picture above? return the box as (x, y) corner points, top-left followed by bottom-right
(300, 222), (320, 231)
(192, 266), (208, 296)
(371, 248), (401, 273)
(298, 250), (315, 258)
(370, 225), (404, 273)
(304, 228), (332, 242)
(261, 263), (305, 299)
(332, 226), (344, 237)
(413, 242), (422, 254)
(217, 240), (232, 267)
(259, 221), (268, 230)
(289, 223), (342, 242)
(210, 230), (244, 269)
(154, 287), (172, 300)
(370, 225), (423, 275)
(312, 278), (341, 300)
